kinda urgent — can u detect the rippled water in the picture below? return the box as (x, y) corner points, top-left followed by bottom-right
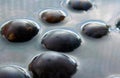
(0, 0), (120, 78)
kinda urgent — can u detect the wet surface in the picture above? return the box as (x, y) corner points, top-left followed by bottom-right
(0, 0), (120, 78)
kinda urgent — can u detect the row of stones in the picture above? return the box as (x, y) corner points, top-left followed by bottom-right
(1, 0), (118, 53)
(0, 1), (120, 78)
(0, 52), (77, 78)
(1, 18), (118, 52)
(0, 1), (92, 78)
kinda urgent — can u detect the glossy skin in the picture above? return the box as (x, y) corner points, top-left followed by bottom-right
(1, 19), (39, 42)
(41, 29), (81, 52)
(67, 0), (92, 11)
(0, 66), (30, 78)
(81, 22), (109, 38)
(40, 10), (66, 24)
(29, 52), (77, 78)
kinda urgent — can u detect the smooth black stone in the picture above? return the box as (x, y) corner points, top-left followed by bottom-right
(116, 20), (120, 29)
(29, 52), (77, 78)
(40, 10), (66, 24)
(41, 29), (81, 52)
(67, 0), (92, 11)
(81, 22), (109, 38)
(0, 66), (30, 78)
(1, 19), (39, 42)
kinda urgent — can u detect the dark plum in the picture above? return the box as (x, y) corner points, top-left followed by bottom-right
(40, 10), (66, 24)
(29, 52), (77, 78)
(41, 29), (81, 52)
(1, 19), (39, 42)
(0, 66), (30, 78)
(67, 0), (92, 11)
(81, 22), (109, 38)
